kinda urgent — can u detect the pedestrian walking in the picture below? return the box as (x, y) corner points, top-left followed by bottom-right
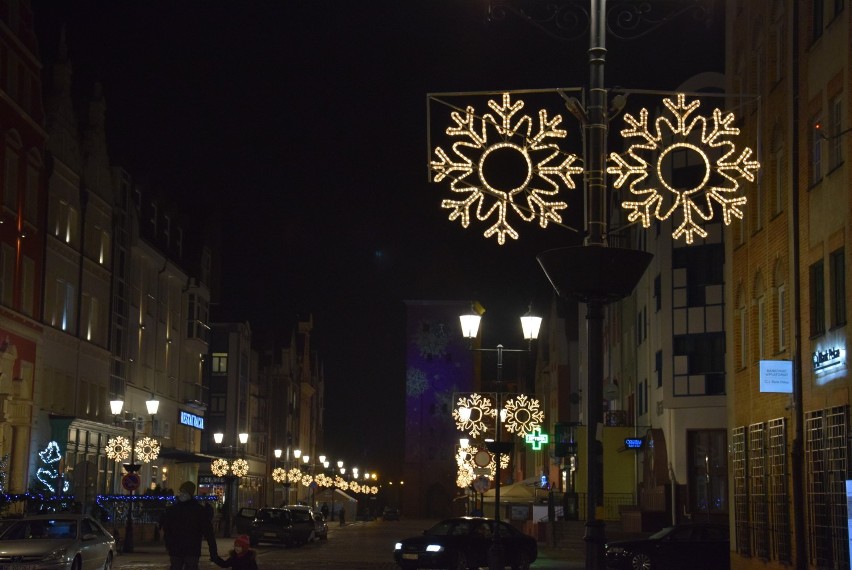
(160, 481), (219, 570)
(212, 535), (258, 570)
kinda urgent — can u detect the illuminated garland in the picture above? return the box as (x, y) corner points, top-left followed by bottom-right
(105, 436), (131, 462)
(134, 437), (160, 463)
(431, 93), (581, 244)
(608, 93), (759, 244)
(453, 393), (494, 438)
(502, 394), (545, 437)
(36, 442), (69, 493)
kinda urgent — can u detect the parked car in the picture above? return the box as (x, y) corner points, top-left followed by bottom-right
(0, 513), (116, 570)
(382, 506), (400, 521)
(234, 507), (258, 535)
(284, 505), (327, 541)
(393, 516), (537, 570)
(604, 522), (729, 570)
(249, 506), (316, 547)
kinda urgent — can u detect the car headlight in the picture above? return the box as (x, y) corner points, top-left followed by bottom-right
(426, 544), (444, 553)
(44, 545), (70, 561)
(394, 542), (402, 551)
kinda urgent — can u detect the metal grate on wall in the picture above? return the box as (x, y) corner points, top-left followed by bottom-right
(805, 405), (850, 570)
(749, 422), (770, 559)
(732, 426), (751, 556)
(767, 418), (791, 563)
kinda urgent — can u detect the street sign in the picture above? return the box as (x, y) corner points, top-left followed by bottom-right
(473, 476), (490, 493)
(122, 472), (141, 492)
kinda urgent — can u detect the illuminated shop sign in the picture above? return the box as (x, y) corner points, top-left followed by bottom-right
(813, 347), (843, 371)
(179, 410), (204, 430)
(624, 438), (644, 449)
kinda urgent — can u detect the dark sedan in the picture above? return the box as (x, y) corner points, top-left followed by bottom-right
(248, 507), (316, 547)
(604, 522), (729, 570)
(393, 516), (537, 570)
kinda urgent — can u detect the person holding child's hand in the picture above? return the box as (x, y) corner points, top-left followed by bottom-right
(211, 535), (258, 570)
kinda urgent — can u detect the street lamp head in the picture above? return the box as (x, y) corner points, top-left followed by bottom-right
(337, 460), (343, 469)
(293, 449), (301, 459)
(274, 449), (282, 459)
(302, 455), (309, 464)
(146, 395), (160, 416)
(213, 432), (224, 445)
(319, 455), (326, 464)
(520, 306), (542, 341)
(459, 306), (482, 340)
(323, 461), (329, 469)
(110, 399), (124, 416)
(239, 433), (249, 445)
(459, 438), (470, 448)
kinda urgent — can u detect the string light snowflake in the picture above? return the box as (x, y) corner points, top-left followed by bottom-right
(315, 474), (333, 487)
(503, 394), (545, 437)
(288, 467), (303, 482)
(134, 437), (160, 463)
(272, 467), (287, 483)
(608, 93), (760, 244)
(334, 475), (349, 491)
(431, 93), (582, 245)
(231, 458), (249, 477)
(453, 393), (495, 438)
(106, 436), (131, 462)
(300, 474), (313, 487)
(349, 481), (362, 493)
(211, 458), (230, 477)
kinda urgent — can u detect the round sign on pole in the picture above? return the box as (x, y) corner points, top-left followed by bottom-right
(473, 476), (490, 493)
(122, 472), (141, 492)
(473, 449), (491, 468)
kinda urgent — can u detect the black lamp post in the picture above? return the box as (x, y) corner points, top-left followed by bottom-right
(213, 431), (248, 538)
(110, 396), (159, 554)
(459, 305), (541, 570)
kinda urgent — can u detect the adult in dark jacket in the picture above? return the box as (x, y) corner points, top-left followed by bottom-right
(161, 481), (219, 570)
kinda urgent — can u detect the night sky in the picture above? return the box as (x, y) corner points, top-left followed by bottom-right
(32, 1), (724, 479)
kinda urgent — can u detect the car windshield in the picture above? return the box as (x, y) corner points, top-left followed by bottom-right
(2, 519), (77, 540)
(290, 510), (312, 523)
(648, 526), (675, 540)
(427, 520), (472, 537)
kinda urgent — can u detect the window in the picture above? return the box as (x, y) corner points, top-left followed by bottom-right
(54, 201), (78, 246)
(739, 306), (747, 369)
(24, 162), (37, 222)
(21, 256), (33, 317)
(3, 148), (18, 212)
(810, 260), (825, 336)
(654, 274), (661, 312)
(835, 0), (845, 18)
(811, 116), (823, 185)
(54, 279), (75, 331)
(778, 284), (787, 351)
(773, 19), (784, 83)
(829, 97), (843, 170)
(829, 247), (845, 327)
(655, 350), (663, 388)
(758, 296), (766, 359)
(212, 353), (228, 374)
(82, 293), (99, 343)
(186, 293), (210, 342)
(773, 147), (784, 215)
(150, 202), (157, 235)
(732, 426), (751, 556)
(813, 0), (824, 41)
(0, 244), (13, 307)
(98, 228), (110, 265)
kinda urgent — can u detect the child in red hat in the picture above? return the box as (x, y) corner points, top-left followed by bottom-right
(212, 535), (258, 570)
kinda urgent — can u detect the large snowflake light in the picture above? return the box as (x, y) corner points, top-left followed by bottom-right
(211, 458), (230, 477)
(134, 437), (160, 463)
(431, 93), (582, 244)
(503, 394), (545, 437)
(106, 436), (131, 462)
(608, 93), (760, 244)
(272, 467), (287, 483)
(453, 393), (495, 438)
(231, 458), (249, 477)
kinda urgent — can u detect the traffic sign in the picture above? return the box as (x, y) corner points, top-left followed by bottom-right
(121, 472), (141, 492)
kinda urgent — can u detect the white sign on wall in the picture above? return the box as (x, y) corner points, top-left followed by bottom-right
(759, 360), (793, 393)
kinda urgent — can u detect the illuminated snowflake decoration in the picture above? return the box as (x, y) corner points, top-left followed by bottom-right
(106, 436), (131, 462)
(134, 437), (160, 463)
(231, 458), (249, 477)
(334, 476), (349, 491)
(503, 394), (545, 437)
(300, 474), (313, 487)
(457, 464), (475, 489)
(36, 442), (70, 493)
(288, 467), (303, 482)
(608, 93), (760, 244)
(431, 93), (582, 245)
(315, 474), (333, 487)
(453, 393), (495, 438)
(272, 467), (287, 483)
(211, 459), (230, 477)
(350, 481), (362, 494)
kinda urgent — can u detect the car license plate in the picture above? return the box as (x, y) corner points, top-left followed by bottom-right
(402, 553), (418, 560)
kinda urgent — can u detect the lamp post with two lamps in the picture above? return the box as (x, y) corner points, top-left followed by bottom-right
(108, 396), (160, 554)
(210, 431), (248, 538)
(458, 305), (541, 570)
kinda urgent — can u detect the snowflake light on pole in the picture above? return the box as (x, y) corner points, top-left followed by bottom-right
(334, 475), (349, 491)
(431, 93), (582, 244)
(502, 394), (545, 437)
(300, 474), (313, 487)
(272, 467), (287, 483)
(453, 393), (494, 438)
(607, 93), (759, 244)
(211, 459), (230, 477)
(134, 437), (160, 463)
(350, 481), (362, 494)
(231, 459), (249, 477)
(105, 436), (131, 462)
(288, 467), (303, 482)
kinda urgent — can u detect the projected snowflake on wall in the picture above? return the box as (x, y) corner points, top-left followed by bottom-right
(607, 93), (760, 244)
(503, 394), (545, 437)
(431, 93), (581, 245)
(105, 436), (131, 462)
(453, 393), (495, 438)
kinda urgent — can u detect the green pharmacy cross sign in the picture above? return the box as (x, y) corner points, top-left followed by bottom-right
(525, 427), (549, 450)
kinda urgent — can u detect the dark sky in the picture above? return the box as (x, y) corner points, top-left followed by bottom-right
(32, 1), (724, 479)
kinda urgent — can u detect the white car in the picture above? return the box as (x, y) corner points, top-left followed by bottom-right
(0, 513), (116, 569)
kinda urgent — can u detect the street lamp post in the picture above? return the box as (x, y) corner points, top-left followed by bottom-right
(109, 396), (159, 554)
(213, 431), (248, 538)
(331, 460), (343, 520)
(460, 305), (541, 570)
